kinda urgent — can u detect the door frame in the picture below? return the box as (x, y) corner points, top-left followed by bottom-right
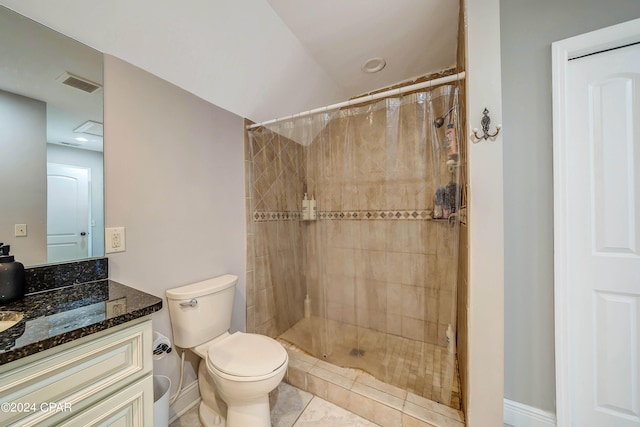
(552, 18), (640, 426)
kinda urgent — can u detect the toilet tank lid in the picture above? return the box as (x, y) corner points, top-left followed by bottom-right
(166, 274), (238, 300)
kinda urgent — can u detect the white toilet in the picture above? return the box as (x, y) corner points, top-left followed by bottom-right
(166, 274), (288, 427)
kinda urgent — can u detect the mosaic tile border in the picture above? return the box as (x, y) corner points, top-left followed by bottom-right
(253, 210), (302, 222)
(253, 210), (451, 222)
(319, 210), (434, 220)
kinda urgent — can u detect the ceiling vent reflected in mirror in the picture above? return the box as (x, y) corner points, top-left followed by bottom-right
(56, 72), (102, 94)
(74, 120), (104, 137)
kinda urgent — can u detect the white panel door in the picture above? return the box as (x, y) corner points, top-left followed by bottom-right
(47, 162), (91, 262)
(566, 43), (640, 426)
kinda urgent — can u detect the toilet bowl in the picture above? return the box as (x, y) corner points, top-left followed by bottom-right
(204, 332), (287, 426)
(166, 275), (288, 427)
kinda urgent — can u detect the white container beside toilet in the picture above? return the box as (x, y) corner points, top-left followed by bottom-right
(166, 274), (288, 427)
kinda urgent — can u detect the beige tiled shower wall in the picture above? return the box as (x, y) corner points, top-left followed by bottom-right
(306, 220), (458, 347)
(305, 103), (444, 213)
(245, 124), (307, 336)
(253, 220), (306, 336)
(303, 99), (459, 346)
(246, 91), (461, 348)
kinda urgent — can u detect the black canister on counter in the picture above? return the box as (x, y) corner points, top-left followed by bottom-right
(0, 243), (25, 303)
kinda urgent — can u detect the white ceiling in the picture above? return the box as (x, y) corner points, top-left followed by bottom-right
(0, 0), (458, 125)
(267, 0), (458, 99)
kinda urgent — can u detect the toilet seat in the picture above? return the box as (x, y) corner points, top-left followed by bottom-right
(207, 332), (287, 378)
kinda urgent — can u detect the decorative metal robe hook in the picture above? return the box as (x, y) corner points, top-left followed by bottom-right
(472, 108), (501, 142)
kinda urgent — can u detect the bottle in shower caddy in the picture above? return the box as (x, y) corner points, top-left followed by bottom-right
(309, 195), (317, 220)
(445, 123), (459, 161)
(302, 193), (310, 220)
(304, 294), (311, 318)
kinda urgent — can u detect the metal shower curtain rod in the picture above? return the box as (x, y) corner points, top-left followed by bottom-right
(246, 71), (465, 130)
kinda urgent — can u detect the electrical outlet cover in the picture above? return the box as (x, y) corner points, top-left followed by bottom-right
(105, 227), (126, 253)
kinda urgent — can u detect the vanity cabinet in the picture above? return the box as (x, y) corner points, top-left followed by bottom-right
(0, 318), (154, 426)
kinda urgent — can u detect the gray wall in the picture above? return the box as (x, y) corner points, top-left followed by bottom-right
(0, 89), (47, 266)
(47, 144), (104, 258)
(500, 0), (640, 413)
(103, 55), (246, 405)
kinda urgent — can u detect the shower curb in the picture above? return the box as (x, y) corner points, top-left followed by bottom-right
(281, 342), (465, 427)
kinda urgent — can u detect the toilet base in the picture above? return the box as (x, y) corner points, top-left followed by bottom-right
(199, 401), (225, 427)
(225, 394), (271, 427)
(198, 394), (271, 427)
(198, 360), (227, 427)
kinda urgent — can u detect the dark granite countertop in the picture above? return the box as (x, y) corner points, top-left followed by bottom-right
(0, 280), (162, 365)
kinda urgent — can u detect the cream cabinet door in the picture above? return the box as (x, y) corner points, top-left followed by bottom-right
(58, 375), (153, 427)
(0, 319), (153, 427)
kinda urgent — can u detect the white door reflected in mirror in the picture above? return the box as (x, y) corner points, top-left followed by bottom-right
(47, 163), (91, 263)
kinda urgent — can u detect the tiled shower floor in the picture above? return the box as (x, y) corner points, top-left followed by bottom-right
(279, 317), (461, 410)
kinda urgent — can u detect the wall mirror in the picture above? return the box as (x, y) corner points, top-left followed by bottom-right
(0, 5), (104, 267)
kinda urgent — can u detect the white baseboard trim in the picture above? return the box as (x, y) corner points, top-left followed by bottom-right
(168, 380), (201, 423)
(504, 398), (556, 427)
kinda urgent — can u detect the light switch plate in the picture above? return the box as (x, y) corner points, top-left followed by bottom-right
(14, 224), (27, 237)
(105, 227), (126, 253)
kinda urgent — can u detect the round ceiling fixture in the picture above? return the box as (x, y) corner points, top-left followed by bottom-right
(361, 57), (386, 74)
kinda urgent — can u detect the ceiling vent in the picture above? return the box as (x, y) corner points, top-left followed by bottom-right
(56, 72), (102, 94)
(74, 120), (104, 137)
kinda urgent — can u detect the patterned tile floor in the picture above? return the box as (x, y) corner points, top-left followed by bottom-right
(167, 380), (521, 427)
(169, 382), (378, 427)
(279, 317), (461, 409)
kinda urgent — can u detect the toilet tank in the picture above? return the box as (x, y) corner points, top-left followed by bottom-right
(166, 274), (237, 349)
